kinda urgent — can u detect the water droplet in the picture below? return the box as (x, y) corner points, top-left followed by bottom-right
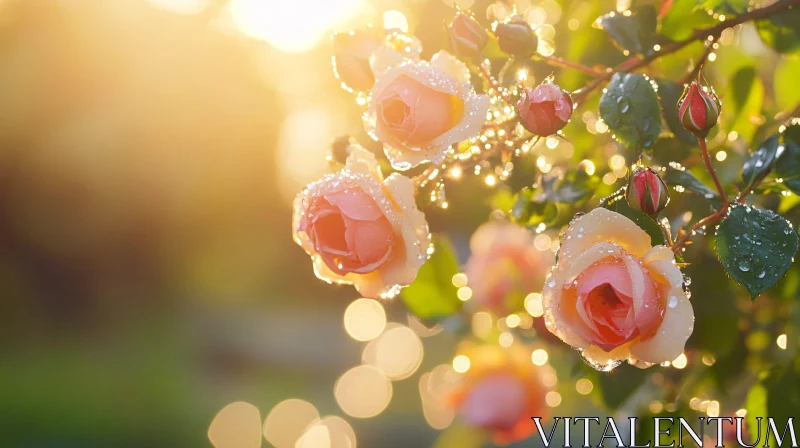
(667, 295), (678, 308)
(737, 258), (752, 272)
(757, 270), (766, 278)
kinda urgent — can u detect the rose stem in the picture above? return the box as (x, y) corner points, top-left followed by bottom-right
(699, 137), (728, 210)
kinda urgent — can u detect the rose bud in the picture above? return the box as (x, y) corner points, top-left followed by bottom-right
(626, 167), (670, 216)
(677, 81), (721, 139)
(332, 30), (381, 92)
(448, 12), (488, 58)
(494, 16), (538, 57)
(517, 83), (573, 136)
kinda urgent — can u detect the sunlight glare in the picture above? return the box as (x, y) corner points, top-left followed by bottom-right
(230, 0), (365, 53)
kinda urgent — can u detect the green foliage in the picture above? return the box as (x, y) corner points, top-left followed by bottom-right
(400, 236), (462, 319)
(756, 9), (800, 54)
(742, 134), (780, 189)
(727, 66), (764, 144)
(662, 165), (721, 209)
(599, 73), (662, 149)
(715, 204), (799, 298)
(775, 125), (800, 195)
(596, 7), (658, 57)
(698, 0), (750, 14)
(660, 0), (717, 41)
(590, 364), (648, 409)
(774, 57), (800, 111)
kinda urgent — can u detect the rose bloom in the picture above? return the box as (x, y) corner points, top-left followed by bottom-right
(464, 221), (553, 315)
(364, 50), (490, 170)
(542, 208), (694, 369)
(293, 145), (430, 298)
(332, 29), (423, 93)
(448, 344), (550, 446)
(517, 83), (573, 136)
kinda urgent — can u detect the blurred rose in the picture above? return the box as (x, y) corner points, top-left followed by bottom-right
(332, 30), (423, 92)
(365, 50), (490, 170)
(494, 16), (538, 57)
(517, 83), (573, 136)
(332, 30), (381, 92)
(448, 344), (549, 445)
(293, 145), (429, 298)
(465, 221), (552, 315)
(542, 208), (694, 369)
(448, 12), (488, 58)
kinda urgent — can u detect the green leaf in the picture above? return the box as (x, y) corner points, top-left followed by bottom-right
(601, 189), (667, 246)
(542, 169), (600, 204)
(657, 79), (699, 146)
(590, 364), (648, 409)
(775, 125), (800, 195)
(660, 0), (717, 41)
(400, 236), (462, 319)
(596, 7), (659, 57)
(599, 73), (662, 149)
(757, 9), (800, 54)
(728, 66), (764, 144)
(742, 134), (780, 189)
(715, 204), (799, 298)
(662, 165), (721, 209)
(775, 56), (800, 112)
(697, 0), (749, 14)
(509, 187), (560, 227)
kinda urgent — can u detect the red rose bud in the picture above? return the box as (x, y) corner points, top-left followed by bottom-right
(677, 81), (721, 139)
(516, 83), (573, 136)
(332, 30), (381, 92)
(449, 12), (488, 58)
(627, 167), (670, 215)
(494, 16), (538, 57)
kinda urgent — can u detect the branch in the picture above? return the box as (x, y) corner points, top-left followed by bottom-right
(672, 210), (726, 253)
(573, 0), (800, 103)
(534, 55), (607, 78)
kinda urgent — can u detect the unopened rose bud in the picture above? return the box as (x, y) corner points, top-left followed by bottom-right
(494, 16), (538, 57)
(328, 135), (354, 165)
(677, 81), (721, 139)
(627, 167), (670, 216)
(448, 12), (488, 58)
(516, 83), (573, 136)
(332, 30), (381, 92)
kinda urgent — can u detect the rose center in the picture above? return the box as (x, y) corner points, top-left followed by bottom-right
(382, 97), (410, 127)
(588, 283), (624, 309)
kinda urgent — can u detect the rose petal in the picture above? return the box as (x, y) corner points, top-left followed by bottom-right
(629, 288), (694, 364)
(557, 208), (652, 267)
(324, 189), (384, 221)
(430, 50), (471, 83)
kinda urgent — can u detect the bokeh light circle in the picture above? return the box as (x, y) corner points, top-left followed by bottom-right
(344, 298), (386, 342)
(334, 365), (393, 418)
(208, 401), (262, 448)
(362, 324), (423, 380)
(263, 399), (320, 448)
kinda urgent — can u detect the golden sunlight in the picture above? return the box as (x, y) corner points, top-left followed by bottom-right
(229, 0), (366, 53)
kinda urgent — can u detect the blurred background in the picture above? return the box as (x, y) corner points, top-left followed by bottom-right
(0, 0), (797, 447)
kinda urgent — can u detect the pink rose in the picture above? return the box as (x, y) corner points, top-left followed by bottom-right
(293, 145), (430, 298)
(542, 208), (695, 369)
(464, 221), (553, 315)
(365, 50), (490, 170)
(332, 30), (423, 93)
(517, 83), (573, 136)
(448, 344), (549, 446)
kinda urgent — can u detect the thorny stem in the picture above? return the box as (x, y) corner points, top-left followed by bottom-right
(671, 138), (730, 252)
(699, 137), (728, 209)
(672, 210), (726, 253)
(535, 55), (606, 78)
(478, 63), (512, 104)
(572, 0), (800, 103)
